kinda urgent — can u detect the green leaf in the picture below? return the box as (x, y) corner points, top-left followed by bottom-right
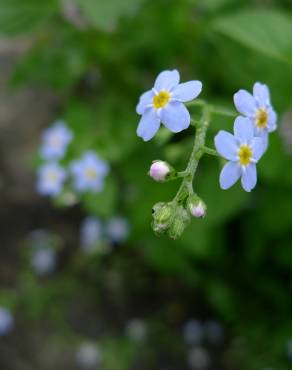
(0, 0), (58, 35)
(212, 10), (292, 66)
(77, 0), (144, 32)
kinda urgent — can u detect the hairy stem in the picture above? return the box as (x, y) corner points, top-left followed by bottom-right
(186, 99), (236, 118)
(174, 105), (211, 203)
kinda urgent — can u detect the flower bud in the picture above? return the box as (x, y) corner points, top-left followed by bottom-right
(149, 160), (171, 182)
(187, 195), (207, 218)
(168, 205), (190, 240)
(152, 202), (175, 234)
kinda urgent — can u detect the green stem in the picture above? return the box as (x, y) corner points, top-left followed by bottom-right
(203, 146), (219, 156)
(186, 100), (236, 118)
(174, 106), (211, 202)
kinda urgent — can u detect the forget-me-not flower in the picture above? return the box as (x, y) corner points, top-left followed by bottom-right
(80, 217), (103, 253)
(76, 342), (102, 369)
(106, 216), (130, 243)
(215, 117), (265, 192)
(125, 318), (147, 343)
(136, 70), (202, 141)
(40, 120), (73, 160)
(31, 247), (57, 276)
(234, 82), (277, 150)
(0, 307), (14, 336)
(183, 319), (204, 345)
(37, 162), (66, 196)
(71, 151), (109, 193)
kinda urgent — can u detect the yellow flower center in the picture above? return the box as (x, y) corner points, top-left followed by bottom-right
(238, 145), (253, 166)
(256, 108), (268, 129)
(152, 90), (170, 109)
(85, 168), (97, 179)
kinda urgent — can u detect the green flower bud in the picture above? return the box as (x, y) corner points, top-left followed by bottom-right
(187, 194), (207, 218)
(168, 205), (190, 240)
(152, 202), (175, 234)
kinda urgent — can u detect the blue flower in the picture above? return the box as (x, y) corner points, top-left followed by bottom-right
(106, 216), (130, 243)
(80, 217), (103, 253)
(31, 247), (57, 276)
(71, 151), (109, 193)
(40, 120), (73, 160)
(37, 162), (66, 196)
(0, 307), (13, 336)
(76, 342), (102, 369)
(183, 319), (204, 345)
(136, 70), (202, 141)
(234, 82), (277, 149)
(214, 117), (265, 192)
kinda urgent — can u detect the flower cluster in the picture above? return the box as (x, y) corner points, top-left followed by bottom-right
(136, 70), (277, 237)
(80, 215), (130, 254)
(37, 120), (109, 199)
(215, 83), (277, 192)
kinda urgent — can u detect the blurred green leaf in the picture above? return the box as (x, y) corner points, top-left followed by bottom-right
(0, 0), (58, 35)
(77, 0), (144, 32)
(213, 9), (292, 66)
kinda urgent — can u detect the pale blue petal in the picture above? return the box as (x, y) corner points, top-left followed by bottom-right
(234, 89), (256, 116)
(136, 109), (160, 141)
(267, 108), (277, 132)
(256, 130), (269, 152)
(219, 162), (241, 190)
(251, 137), (265, 161)
(154, 70), (180, 91)
(233, 116), (254, 142)
(96, 160), (110, 176)
(171, 81), (202, 102)
(260, 132), (269, 153)
(214, 131), (238, 161)
(241, 164), (257, 192)
(136, 90), (154, 114)
(160, 102), (190, 132)
(253, 82), (270, 107)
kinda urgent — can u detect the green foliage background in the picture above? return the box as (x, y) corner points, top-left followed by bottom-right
(1, 0), (292, 368)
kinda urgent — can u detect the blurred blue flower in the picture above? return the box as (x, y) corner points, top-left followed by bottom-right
(183, 319), (204, 346)
(136, 69), (202, 141)
(286, 339), (292, 362)
(40, 120), (73, 160)
(234, 82), (277, 150)
(125, 318), (147, 343)
(106, 216), (130, 243)
(187, 346), (210, 370)
(31, 247), (57, 276)
(36, 162), (66, 196)
(204, 320), (224, 345)
(71, 151), (109, 193)
(215, 117), (265, 192)
(0, 307), (14, 336)
(76, 342), (102, 369)
(80, 217), (103, 253)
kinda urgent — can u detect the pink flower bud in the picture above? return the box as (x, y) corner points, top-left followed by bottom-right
(190, 202), (206, 218)
(149, 161), (170, 182)
(187, 195), (207, 218)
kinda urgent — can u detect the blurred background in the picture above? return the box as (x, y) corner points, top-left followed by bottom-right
(1, 0), (292, 369)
